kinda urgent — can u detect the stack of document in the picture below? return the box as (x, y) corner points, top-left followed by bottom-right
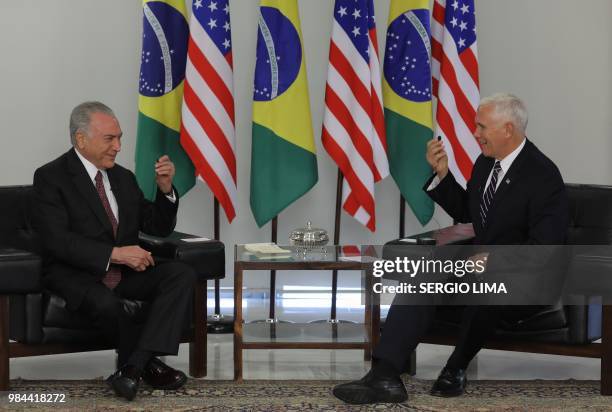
(244, 243), (292, 258)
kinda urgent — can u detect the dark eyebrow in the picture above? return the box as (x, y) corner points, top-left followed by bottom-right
(104, 133), (123, 138)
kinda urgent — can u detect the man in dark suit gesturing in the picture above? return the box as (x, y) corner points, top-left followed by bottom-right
(33, 102), (197, 401)
(333, 94), (569, 404)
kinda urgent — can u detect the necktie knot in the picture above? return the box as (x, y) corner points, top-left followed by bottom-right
(493, 161), (501, 173)
(95, 170), (103, 185)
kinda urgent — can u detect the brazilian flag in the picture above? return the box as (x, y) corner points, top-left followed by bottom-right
(135, 0), (195, 200)
(383, 0), (434, 226)
(250, 0), (318, 227)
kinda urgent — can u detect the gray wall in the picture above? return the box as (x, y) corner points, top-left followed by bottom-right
(1, 0), (610, 289)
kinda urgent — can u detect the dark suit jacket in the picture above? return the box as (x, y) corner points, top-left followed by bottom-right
(32, 148), (178, 309)
(424, 139), (569, 245)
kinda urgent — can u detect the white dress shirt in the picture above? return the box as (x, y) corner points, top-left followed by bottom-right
(75, 149), (119, 221)
(481, 138), (526, 192)
(74, 149), (176, 214)
(427, 139), (526, 192)
(75, 149), (176, 270)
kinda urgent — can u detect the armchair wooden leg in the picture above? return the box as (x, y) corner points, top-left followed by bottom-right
(602, 304), (612, 395)
(0, 296), (9, 390)
(189, 280), (207, 378)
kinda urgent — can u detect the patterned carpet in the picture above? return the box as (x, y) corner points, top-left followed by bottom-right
(1, 377), (610, 411)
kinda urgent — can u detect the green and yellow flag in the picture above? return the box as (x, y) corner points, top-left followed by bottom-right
(383, 0), (434, 225)
(250, 0), (318, 227)
(135, 0), (195, 200)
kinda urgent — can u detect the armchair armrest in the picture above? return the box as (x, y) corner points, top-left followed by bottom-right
(138, 231), (225, 280)
(387, 223), (476, 246)
(0, 248), (42, 294)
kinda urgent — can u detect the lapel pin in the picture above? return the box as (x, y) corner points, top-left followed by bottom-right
(506, 178), (511, 184)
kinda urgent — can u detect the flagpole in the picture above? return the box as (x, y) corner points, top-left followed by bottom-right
(330, 169), (343, 321)
(207, 198), (233, 333)
(310, 168), (351, 325)
(399, 195), (406, 239)
(250, 216), (285, 335)
(269, 216), (278, 320)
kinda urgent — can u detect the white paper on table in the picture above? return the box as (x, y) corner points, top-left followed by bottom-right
(244, 243), (291, 254)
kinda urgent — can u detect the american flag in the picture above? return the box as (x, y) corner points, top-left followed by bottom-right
(322, 0), (388, 232)
(180, 0), (237, 221)
(431, 0), (480, 188)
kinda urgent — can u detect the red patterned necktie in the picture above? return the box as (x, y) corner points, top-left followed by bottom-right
(95, 171), (121, 289)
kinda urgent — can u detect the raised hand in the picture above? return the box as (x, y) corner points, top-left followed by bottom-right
(426, 138), (449, 180)
(155, 155), (175, 195)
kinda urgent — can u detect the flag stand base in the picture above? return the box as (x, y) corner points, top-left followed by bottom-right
(207, 313), (234, 334)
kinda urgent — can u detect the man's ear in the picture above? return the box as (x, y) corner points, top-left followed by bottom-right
(75, 131), (87, 149)
(504, 122), (515, 138)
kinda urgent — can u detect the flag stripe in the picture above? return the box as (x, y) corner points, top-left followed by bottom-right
(189, 15), (233, 94)
(438, 74), (481, 161)
(432, 20), (479, 107)
(325, 73), (377, 176)
(187, 38), (235, 124)
(459, 46), (479, 87)
(180, 1), (237, 222)
(180, 125), (236, 221)
(436, 90), (474, 182)
(323, 111), (375, 191)
(184, 59), (235, 154)
(322, 0), (388, 232)
(323, 128), (376, 218)
(431, 0), (480, 188)
(183, 81), (236, 182)
(181, 105), (237, 203)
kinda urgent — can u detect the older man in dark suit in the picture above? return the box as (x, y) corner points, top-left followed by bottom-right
(333, 94), (569, 404)
(32, 102), (196, 401)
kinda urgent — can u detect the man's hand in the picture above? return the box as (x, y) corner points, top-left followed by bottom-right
(155, 155), (175, 195)
(426, 138), (449, 180)
(111, 245), (155, 272)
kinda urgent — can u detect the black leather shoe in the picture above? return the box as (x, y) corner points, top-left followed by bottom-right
(430, 367), (467, 397)
(106, 365), (142, 401)
(142, 358), (187, 390)
(332, 370), (408, 404)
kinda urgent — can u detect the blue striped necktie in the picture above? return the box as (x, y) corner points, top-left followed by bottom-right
(480, 161), (502, 227)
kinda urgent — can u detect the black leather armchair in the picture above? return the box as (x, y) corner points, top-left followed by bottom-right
(0, 185), (225, 390)
(385, 183), (612, 395)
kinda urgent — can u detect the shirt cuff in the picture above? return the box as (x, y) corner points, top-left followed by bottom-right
(427, 175), (441, 191)
(165, 190), (177, 203)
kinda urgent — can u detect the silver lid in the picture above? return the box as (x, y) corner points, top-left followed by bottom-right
(289, 221), (329, 247)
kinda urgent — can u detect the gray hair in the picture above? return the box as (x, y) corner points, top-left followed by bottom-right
(479, 93), (528, 134)
(69, 101), (115, 145)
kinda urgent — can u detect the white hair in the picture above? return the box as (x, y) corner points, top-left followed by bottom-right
(69, 101), (115, 145)
(479, 93), (528, 134)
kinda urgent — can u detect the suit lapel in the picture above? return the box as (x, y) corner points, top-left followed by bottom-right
(476, 157), (495, 197)
(67, 149), (114, 237)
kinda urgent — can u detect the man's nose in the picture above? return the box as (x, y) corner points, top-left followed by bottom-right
(113, 138), (121, 152)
